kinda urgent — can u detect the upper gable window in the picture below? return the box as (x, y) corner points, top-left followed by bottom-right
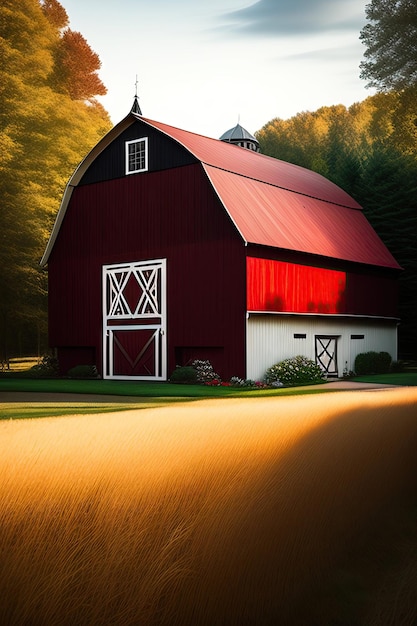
(125, 137), (148, 174)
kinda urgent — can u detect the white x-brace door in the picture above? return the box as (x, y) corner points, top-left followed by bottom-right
(315, 335), (339, 377)
(102, 259), (167, 380)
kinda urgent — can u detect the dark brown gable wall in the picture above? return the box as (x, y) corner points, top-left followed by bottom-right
(80, 121), (197, 185)
(48, 163), (246, 379)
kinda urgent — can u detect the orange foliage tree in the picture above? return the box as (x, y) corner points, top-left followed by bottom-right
(0, 0), (112, 361)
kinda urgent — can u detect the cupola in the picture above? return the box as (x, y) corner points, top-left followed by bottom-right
(219, 123), (260, 152)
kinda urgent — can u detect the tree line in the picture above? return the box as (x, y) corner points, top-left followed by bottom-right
(0, 0), (112, 363)
(256, 0), (417, 359)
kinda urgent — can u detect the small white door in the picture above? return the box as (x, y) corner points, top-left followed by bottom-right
(315, 335), (339, 377)
(102, 259), (166, 380)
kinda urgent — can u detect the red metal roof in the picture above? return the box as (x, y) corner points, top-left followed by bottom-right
(204, 166), (400, 267)
(143, 117), (361, 209)
(41, 113), (401, 270)
(142, 117), (400, 269)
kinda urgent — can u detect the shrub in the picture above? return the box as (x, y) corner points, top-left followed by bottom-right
(229, 377), (268, 388)
(29, 355), (59, 378)
(191, 360), (221, 384)
(375, 351), (392, 373)
(390, 360), (405, 373)
(354, 352), (375, 375)
(265, 355), (326, 387)
(170, 366), (198, 384)
(170, 360), (221, 384)
(230, 376), (245, 387)
(68, 364), (99, 379)
(354, 351), (392, 375)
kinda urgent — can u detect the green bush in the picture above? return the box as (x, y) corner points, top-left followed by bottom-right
(169, 366), (198, 384)
(67, 364), (99, 379)
(354, 352), (375, 375)
(354, 351), (392, 375)
(29, 355), (59, 378)
(265, 355), (326, 387)
(375, 351), (392, 373)
(390, 360), (405, 373)
(191, 360), (221, 383)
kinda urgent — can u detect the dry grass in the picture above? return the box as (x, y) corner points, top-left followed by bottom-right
(1, 356), (39, 371)
(1, 389), (416, 625)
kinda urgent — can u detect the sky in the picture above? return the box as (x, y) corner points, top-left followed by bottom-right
(61, 0), (375, 138)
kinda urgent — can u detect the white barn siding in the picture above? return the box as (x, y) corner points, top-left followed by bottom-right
(246, 314), (398, 381)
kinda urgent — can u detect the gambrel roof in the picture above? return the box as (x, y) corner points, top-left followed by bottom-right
(41, 112), (401, 270)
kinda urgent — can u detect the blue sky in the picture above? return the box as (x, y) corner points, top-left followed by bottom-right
(62, 0), (374, 138)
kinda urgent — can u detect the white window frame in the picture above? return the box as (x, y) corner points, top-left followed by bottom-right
(125, 137), (148, 175)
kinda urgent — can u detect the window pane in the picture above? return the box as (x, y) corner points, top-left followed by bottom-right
(126, 138), (148, 174)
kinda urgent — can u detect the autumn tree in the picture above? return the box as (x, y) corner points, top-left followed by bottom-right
(48, 28), (107, 101)
(0, 0), (112, 363)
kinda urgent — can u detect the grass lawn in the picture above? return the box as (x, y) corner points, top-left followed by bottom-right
(0, 400), (172, 420)
(0, 376), (333, 399)
(1, 371), (416, 420)
(0, 377), (334, 420)
(351, 372), (417, 386)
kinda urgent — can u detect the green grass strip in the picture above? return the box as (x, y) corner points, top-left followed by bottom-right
(351, 372), (417, 385)
(0, 377), (329, 398)
(0, 401), (171, 420)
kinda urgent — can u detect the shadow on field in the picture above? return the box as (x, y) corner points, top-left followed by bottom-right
(0, 389), (416, 625)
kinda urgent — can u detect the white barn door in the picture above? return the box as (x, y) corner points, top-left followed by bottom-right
(102, 259), (167, 380)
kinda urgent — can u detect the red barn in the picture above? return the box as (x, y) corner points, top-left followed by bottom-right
(41, 101), (401, 381)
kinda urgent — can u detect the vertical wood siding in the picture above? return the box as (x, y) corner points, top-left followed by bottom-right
(246, 315), (398, 380)
(247, 258), (346, 313)
(247, 256), (399, 318)
(48, 163), (246, 379)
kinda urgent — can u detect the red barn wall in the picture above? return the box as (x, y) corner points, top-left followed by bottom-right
(246, 252), (399, 318)
(247, 258), (346, 313)
(48, 164), (247, 379)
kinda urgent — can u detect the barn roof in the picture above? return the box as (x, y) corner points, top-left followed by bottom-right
(40, 112), (401, 270)
(138, 117), (400, 270)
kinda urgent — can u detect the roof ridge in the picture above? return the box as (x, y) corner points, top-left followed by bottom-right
(202, 161), (363, 211)
(140, 115), (362, 210)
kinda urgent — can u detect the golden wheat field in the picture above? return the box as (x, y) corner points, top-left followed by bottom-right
(1, 388), (417, 625)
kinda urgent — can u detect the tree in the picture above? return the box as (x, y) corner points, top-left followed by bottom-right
(360, 0), (417, 91)
(256, 96), (417, 358)
(51, 29), (107, 101)
(359, 0), (417, 357)
(355, 147), (417, 358)
(0, 0), (112, 363)
(41, 0), (69, 29)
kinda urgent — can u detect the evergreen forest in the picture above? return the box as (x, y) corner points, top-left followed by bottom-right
(0, 0), (416, 363)
(256, 92), (417, 359)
